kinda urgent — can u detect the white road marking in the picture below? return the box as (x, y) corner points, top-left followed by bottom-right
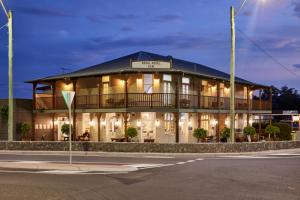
(268, 153), (300, 156)
(196, 158), (204, 161)
(14, 161), (48, 164)
(38, 170), (89, 174)
(143, 156), (174, 159)
(186, 160), (195, 163)
(176, 162), (186, 165)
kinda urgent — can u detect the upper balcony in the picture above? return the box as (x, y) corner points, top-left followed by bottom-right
(35, 93), (271, 111)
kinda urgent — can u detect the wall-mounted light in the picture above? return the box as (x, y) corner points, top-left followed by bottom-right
(155, 120), (160, 127)
(115, 120), (121, 126)
(210, 119), (218, 127)
(188, 121), (192, 127)
(101, 120), (106, 126)
(54, 120), (58, 125)
(179, 121), (184, 127)
(225, 119), (230, 127)
(89, 121), (95, 126)
(137, 120), (141, 127)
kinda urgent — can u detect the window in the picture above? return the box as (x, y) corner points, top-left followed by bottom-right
(144, 74), (153, 93)
(102, 76), (110, 82)
(164, 113), (174, 132)
(182, 77), (190, 97)
(163, 74), (172, 82)
(201, 114), (209, 131)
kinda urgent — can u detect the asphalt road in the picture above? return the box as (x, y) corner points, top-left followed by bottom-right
(0, 151), (299, 200)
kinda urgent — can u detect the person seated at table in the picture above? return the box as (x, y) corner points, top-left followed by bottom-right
(82, 130), (90, 141)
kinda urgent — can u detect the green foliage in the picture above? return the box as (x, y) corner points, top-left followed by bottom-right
(61, 124), (70, 135)
(0, 106), (8, 120)
(265, 125), (280, 139)
(273, 123), (292, 141)
(19, 122), (31, 139)
(243, 126), (256, 136)
(193, 128), (207, 142)
(126, 127), (138, 138)
(221, 127), (230, 139)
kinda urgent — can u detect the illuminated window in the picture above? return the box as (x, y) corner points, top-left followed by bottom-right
(102, 76), (110, 83)
(163, 74), (172, 82)
(144, 74), (153, 93)
(164, 113), (174, 132)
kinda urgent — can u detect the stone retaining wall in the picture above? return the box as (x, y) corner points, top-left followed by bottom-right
(0, 141), (299, 153)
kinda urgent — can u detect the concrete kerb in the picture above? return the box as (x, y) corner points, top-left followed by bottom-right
(0, 141), (299, 153)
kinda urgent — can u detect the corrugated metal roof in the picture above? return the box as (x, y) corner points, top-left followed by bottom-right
(26, 51), (268, 87)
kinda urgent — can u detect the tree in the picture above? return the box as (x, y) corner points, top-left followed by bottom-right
(243, 126), (256, 142)
(221, 127), (230, 139)
(193, 128), (207, 143)
(126, 127), (138, 141)
(265, 125), (280, 140)
(61, 124), (71, 135)
(19, 122), (31, 140)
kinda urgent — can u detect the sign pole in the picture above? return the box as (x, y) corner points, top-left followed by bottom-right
(69, 106), (72, 164)
(62, 91), (75, 165)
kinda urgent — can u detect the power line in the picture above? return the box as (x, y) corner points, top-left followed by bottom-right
(236, 27), (300, 80)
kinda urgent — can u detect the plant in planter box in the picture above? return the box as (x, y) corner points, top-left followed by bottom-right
(126, 127), (138, 142)
(265, 125), (280, 140)
(193, 128), (207, 143)
(0, 106), (8, 121)
(221, 127), (230, 143)
(61, 124), (71, 136)
(19, 122), (31, 140)
(243, 126), (256, 142)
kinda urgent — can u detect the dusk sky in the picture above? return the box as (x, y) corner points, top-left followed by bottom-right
(0, 0), (299, 98)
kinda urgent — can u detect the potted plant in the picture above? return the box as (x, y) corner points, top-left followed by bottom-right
(0, 106), (8, 120)
(265, 125), (280, 140)
(61, 124), (71, 140)
(221, 127), (230, 143)
(243, 126), (256, 142)
(20, 122), (31, 141)
(193, 128), (207, 143)
(126, 127), (138, 142)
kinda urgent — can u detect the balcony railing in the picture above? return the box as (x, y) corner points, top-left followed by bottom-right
(35, 93), (271, 111)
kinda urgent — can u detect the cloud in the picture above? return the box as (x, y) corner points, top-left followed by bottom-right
(151, 14), (182, 23)
(292, 1), (300, 18)
(16, 6), (73, 17)
(243, 11), (252, 17)
(293, 64), (300, 69)
(86, 14), (137, 24)
(84, 34), (221, 51)
(120, 26), (134, 32)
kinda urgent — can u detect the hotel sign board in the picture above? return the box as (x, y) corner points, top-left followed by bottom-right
(283, 110), (298, 115)
(132, 61), (171, 69)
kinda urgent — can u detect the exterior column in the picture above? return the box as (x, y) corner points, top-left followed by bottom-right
(247, 86), (250, 126)
(32, 83), (37, 141)
(97, 113), (102, 142)
(175, 74), (180, 109)
(52, 113), (55, 141)
(123, 112), (128, 141)
(216, 82), (220, 142)
(258, 89), (262, 138)
(269, 87), (272, 125)
(98, 76), (102, 108)
(198, 79), (202, 108)
(52, 81), (56, 109)
(72, 79), (77, 140)
(125, 74), (128, 108)
(175, 112), (179, 143)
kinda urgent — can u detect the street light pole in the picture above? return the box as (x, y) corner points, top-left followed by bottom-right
(8, 10), (13, 142)
(0, 0), (13, 141)
(230, 6), (236, 144)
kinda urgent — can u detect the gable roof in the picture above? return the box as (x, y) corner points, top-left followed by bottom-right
(26, 51), (267, 87)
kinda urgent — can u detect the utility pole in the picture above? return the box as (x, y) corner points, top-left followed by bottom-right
(8, 10), (13, 141)
(230, 6), (236, 144)
(0, 0), (13, 141)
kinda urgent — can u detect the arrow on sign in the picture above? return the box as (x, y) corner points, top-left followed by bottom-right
(62, 91), (75, 109)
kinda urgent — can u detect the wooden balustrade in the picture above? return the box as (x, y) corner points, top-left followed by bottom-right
(34, 93), (271, 110)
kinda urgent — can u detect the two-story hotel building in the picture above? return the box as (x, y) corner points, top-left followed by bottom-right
(27, 51), (272, 143)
